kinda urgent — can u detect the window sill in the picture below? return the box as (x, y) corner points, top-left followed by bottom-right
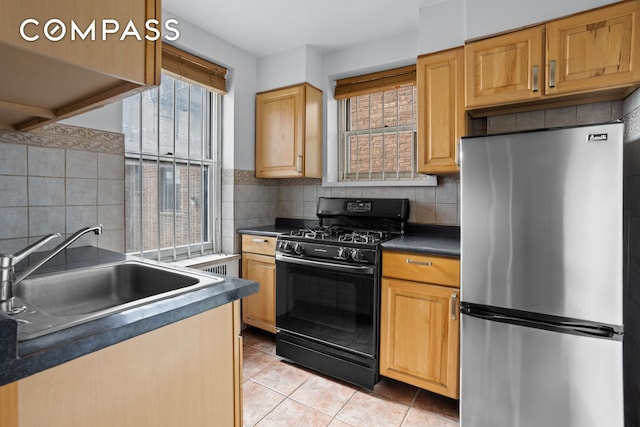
(322, 176), (437, 187)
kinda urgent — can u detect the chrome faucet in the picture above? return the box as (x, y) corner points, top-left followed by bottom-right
(0, 225), (103, 314)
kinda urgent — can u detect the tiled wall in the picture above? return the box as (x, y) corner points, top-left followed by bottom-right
(222, 98), (631, 254)
(0, 124), (125, 254)
(221, 169), (460, 253)
(486, 100), (623, 134)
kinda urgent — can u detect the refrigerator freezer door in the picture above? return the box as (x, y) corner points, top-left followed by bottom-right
(461, 313), (624, 427)
(460, 123), (623, 325)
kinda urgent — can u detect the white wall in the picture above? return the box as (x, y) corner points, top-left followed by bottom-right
(62, 0), (623, 173)
(465, 0), (618, 40)
(61, 99), (123, 134)
(65, 11), (258, 172)
(419, 0), (466, 54)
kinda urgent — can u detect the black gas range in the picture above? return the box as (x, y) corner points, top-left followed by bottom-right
(274, 197), (409, 389)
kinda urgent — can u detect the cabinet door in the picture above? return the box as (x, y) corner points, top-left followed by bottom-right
(14, 303), (241, 427)
(465, 26), (544, 108)
(380, 277), (460, 399)
(417, 47), (466, 175)
(256, 85), (305, 178)
(242, 253), (276, 333)
(546, 0), (640, 96)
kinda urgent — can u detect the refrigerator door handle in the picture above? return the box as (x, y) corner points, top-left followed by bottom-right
(461, 305), (620, 339)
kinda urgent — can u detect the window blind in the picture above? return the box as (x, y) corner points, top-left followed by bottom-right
(334, 65), (416, 100)
(162, 44), (228, 94)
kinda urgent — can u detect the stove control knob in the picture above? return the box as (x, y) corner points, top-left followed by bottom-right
(279, 241), (291, 252)
(337, 247), (351, 260)
(292, 243), (304, 255)
(351, 249), (365, 262)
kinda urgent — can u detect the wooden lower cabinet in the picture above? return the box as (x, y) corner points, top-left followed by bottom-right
(241, 252), (276, 333)
(380, 252), (460, 399)
(241, 234), (277, 333)
(0, 301), (243, 427)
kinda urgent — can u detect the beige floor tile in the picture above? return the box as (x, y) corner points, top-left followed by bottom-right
(256, 399), (333, 427)
(402, 407), (459, 427)
(243, 347), (280, 379)
(252, 339), (277, 355)
(328, 419), (356, 427)
(242, 380), (286, 427)
(290, 374), (357, 416)
(251, 360), (313, 395)
(413, 390), (459, 422)
(370, 377), (419, 406)
(336, 391), (409, 427)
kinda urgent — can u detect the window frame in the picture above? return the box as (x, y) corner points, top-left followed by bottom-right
(332, 81), (436, 187)
(123, 71), (222, 261)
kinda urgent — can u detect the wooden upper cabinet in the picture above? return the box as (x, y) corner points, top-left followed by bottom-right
(0, 0), (161, 131)
(465, 26), (544, 108)
(465, 1), (640, 113)
(255, 83), (322, 179)
(545, 0), (640, 96)
(417, 47), (466, 175)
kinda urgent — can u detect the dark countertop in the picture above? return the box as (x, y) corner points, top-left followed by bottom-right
(238, 219), (460, 258)
(382, 225), (460, 258)
(237, 218), (320, 237)
(0, 247), (258, 386)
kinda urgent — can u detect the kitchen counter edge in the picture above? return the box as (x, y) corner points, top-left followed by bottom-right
(238, 223), (460, 258)
(0, 247), (258, 387)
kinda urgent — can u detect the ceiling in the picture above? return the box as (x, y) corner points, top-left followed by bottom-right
(163, 0), (435, 58)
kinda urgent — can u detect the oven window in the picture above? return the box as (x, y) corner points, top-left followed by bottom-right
(276, 261), (376, 356)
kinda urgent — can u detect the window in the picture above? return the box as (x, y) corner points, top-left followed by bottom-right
(335, 65), (432, 184)
(123, 46), (226, 261)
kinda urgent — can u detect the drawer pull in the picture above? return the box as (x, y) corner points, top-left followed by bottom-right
(252, 238), (268, 243)
(406, 259), (432, 267)
(451, 293), (458, 320)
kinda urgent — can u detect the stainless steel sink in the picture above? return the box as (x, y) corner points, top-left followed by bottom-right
(10, 260), (224, 340)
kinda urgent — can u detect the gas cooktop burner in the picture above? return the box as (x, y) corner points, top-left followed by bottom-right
(290, 226), (337, 240)
(287, 226), (391, 245)
(338, 230), (387, 245)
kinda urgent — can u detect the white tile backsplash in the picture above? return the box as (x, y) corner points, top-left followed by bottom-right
(0, 176), (27, 207)
(98, 153), (124, 179)
(28, 147), (65, 177)
(0, 124), (125, 252)
(67, 178), (98, 205)
(0, 208), (27, 239)
(29, 177), (65, 206)
(0, 144), (27, 175)
(67, 150), (97, 178)
(97, 179), (124, 205)
(30, 206), (66, 236)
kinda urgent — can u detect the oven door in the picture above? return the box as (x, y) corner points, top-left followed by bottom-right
(275, 253), (378, 358)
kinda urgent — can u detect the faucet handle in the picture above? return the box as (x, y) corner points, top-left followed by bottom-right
(13, 233), (62, 265)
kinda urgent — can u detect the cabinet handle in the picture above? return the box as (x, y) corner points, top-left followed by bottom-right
(549, 60), (556, 88)
(451, 293), (458, 321)
(252, 238), (268, 243)
(296, 155), (303, 173)
(406, 259), (432, 267)
(532, 65), (539, 92)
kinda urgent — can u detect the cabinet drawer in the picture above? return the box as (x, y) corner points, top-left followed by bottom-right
(383, 251), (460, 288)
(242, 234), (277, 256)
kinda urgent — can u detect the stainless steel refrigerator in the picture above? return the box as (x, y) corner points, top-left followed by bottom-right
(460, 122), (625, 427)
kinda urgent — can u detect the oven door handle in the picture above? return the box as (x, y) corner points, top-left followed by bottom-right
(276, 253), (375, 275)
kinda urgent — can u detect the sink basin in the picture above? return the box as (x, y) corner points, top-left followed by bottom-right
(11, 260), (225, 340)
